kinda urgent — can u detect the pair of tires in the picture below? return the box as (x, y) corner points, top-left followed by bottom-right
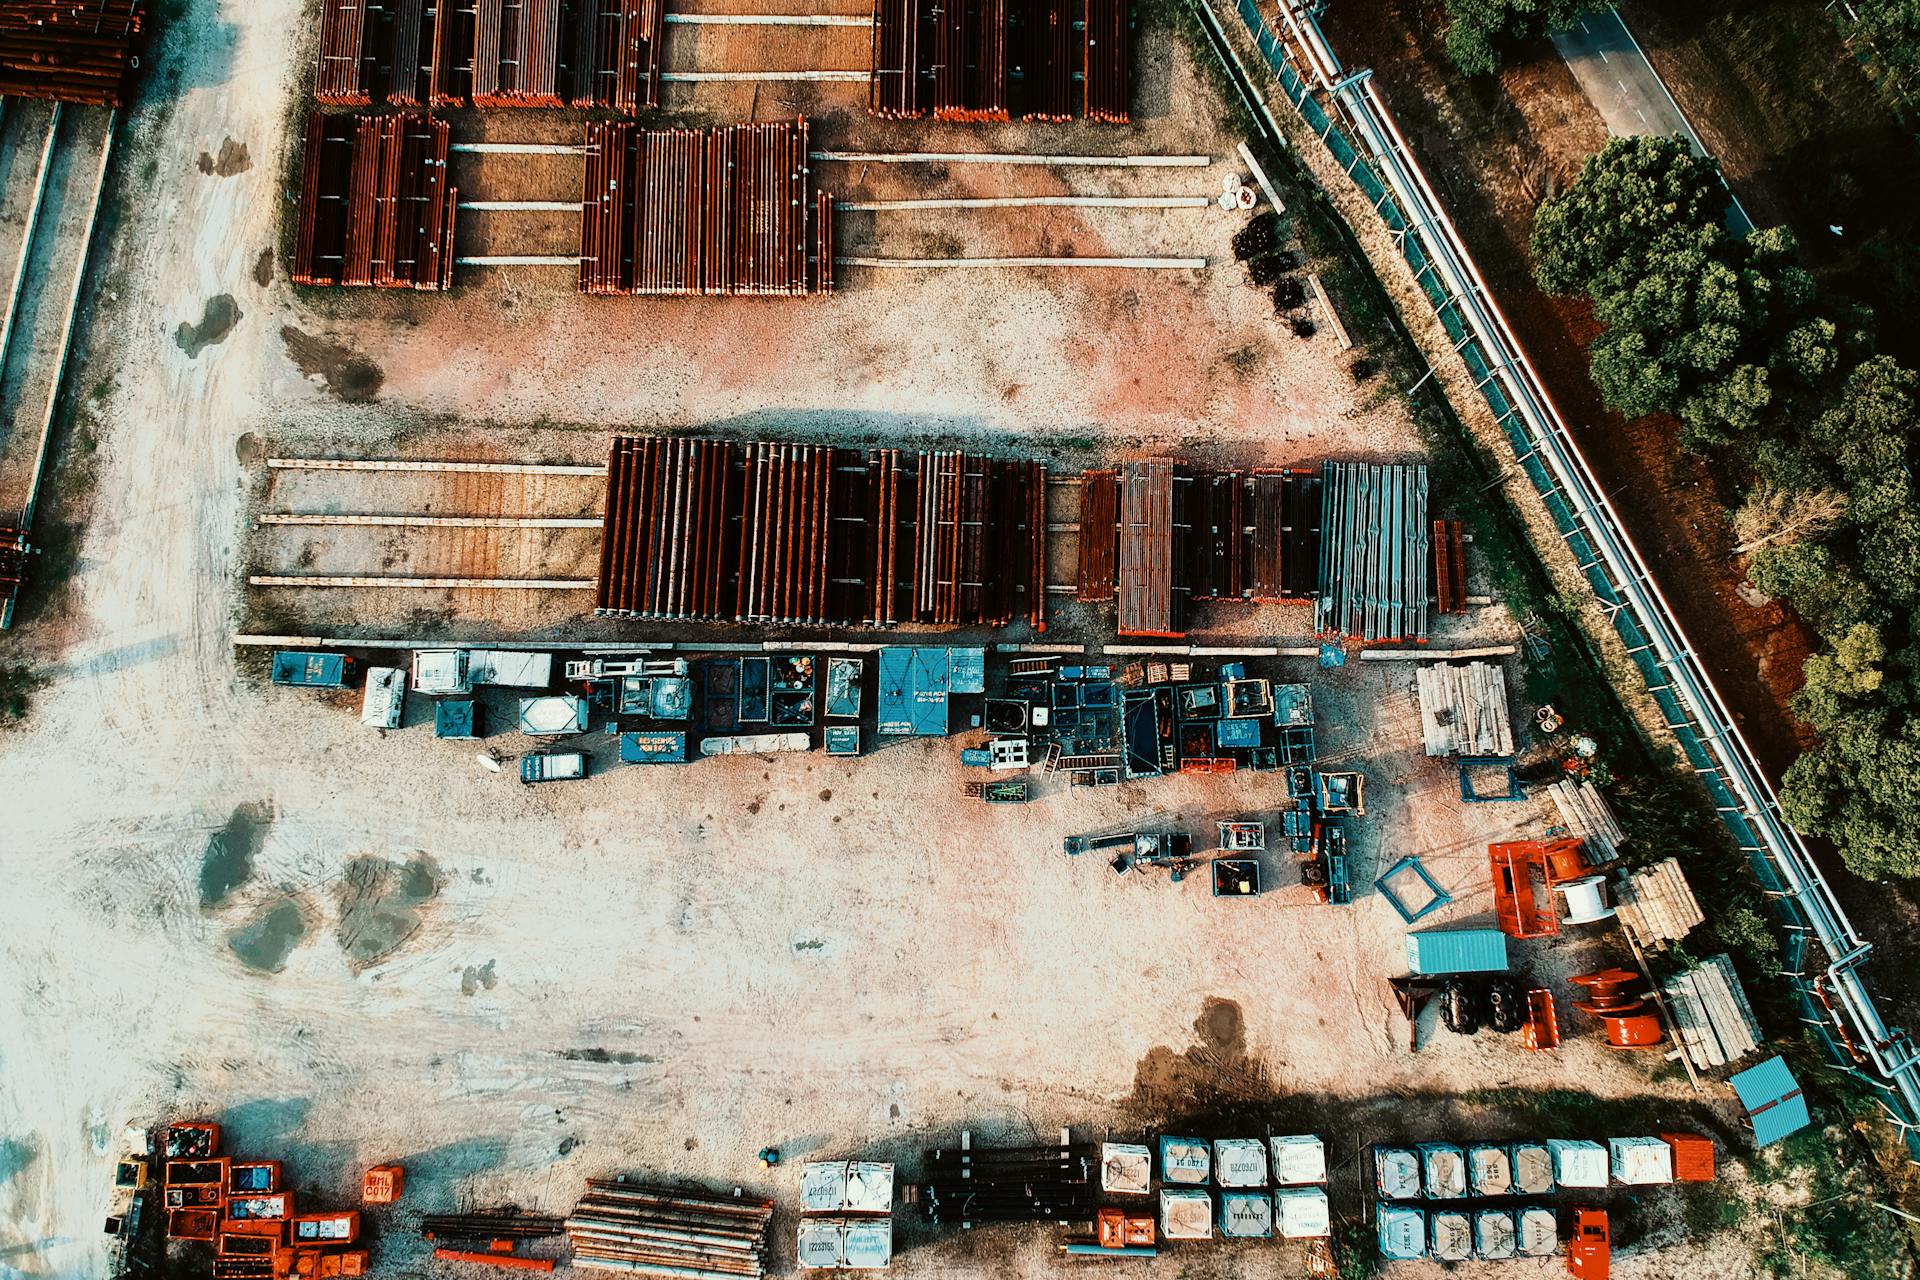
(1441, 976), (1525, 1035)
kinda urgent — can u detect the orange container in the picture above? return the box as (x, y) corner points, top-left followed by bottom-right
(165, 1122), (222, 1159)
(1096, 1208), (1125, 1249)
(361, 1164), (404, 1205)
(230, 1161), (284, 1194)
(339, 1250), (369, 1277)
(168, 1208), (219, 1241)
(1659, 1132), (1716, 1182)
(1122, 1215), (1155, 1247)
(318, 1254), (343, 1278)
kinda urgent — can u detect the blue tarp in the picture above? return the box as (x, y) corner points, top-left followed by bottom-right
(1405, 928), (1509, 975)
(877, 647), (952, 736)
(1730, 1056), (1812, 1146)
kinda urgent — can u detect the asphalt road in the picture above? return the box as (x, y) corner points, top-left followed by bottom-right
(1551, 7), (1755, 235)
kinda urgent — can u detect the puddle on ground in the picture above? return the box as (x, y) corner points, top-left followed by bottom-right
(200, 802), (273, 908)
(227, 899), (307, 973)
(460, 959), (497, 995)
(253, 248), (274, 288)
(175, 295), (242, 358)
(335, 854), (441, 970)
(197, 138), (251, 177)
(281, 326), (384, 402)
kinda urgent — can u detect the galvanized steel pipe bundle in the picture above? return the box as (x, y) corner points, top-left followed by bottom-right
(292, 112), (457, 290)
(869, 0), (1132, 123)
(0, 0), (147, 105)
(580, 119), (832, 297)
(595, 435), (1046, 629)
(1315, 460), (1430, 643)
(564, 1181), (773, 1278)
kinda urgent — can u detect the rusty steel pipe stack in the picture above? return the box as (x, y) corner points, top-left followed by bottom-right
(868, 0), (1130, 123)
(596, 434), (1046, 630)
(293, 111), (456, 290)
(0, 0), (147, 105)
(580, 119), (831, 298)
(313, 0), (660, 108)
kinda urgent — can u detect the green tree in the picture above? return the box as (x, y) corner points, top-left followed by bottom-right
(1851, 0), (1920, 102)
(1530, 135), (1726, 296)
(1443, 0), (1605, 77)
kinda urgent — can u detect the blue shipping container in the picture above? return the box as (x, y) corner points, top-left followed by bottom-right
(1405, 928), (1509, 975)
(620, 731), (688, 764)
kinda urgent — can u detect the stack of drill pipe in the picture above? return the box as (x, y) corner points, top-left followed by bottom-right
(430, 0), (472, 104)
(735, 442), (839, 625)
(420, 1213), (564, 1243)
(918, 1137), (1095, 1225)
(0, 0), (147, 105)
(469, 0), (504, 103)
(1012, 0), (1071, 122)
(1083, 0), (1131, 123)
(564, 1181), (773, 1278)
(293, 112), (455, 290)
(571, 0), (664, 112)
(578, 119), (826, 298)
(867, 0), (916, 117)
(934, 0), (1008, 122)
(387, 0), (431, 106)
(315, 0), (372, 105)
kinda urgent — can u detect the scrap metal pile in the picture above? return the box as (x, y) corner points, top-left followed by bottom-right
(869, 0), (1134, 122)
(292, 111), (457, 289)
(0, 0), (146, 104)
(564, 1181), (773, 1277)
(315, 0), (666, 110)
(1316, 461), (1430, 643)
(580, 120), (834, 297)
(1079, 461), (1321, 638)
(910, 1133), (1096, 1226)
(596, 435), (1047, 627)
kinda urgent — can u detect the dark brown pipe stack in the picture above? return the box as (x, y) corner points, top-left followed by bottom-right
(0, 0), (147, 105)
(293, 111), (457, 290)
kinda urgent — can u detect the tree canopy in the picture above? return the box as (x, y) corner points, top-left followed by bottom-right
(1443, 0), (1603, 77)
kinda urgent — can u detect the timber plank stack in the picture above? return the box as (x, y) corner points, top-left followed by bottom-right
(565, 1181), (772, 1278)
(0, 0), (147, 105)
(313, 0), (663, 108)
(580, 120), (833, 297)
(293, 112), (457, 290)
(1543, 778), (1625, 863)
(1316, 460), (1430, 643)
(869, 0), (1131, 123)
(596, 435), (1046, 629)
(912, 1131), (1095, 1226)
(1415, 660), (1514, 757)
(1615, 858), (1705, 947)
(1662, 954), (1763, 1070)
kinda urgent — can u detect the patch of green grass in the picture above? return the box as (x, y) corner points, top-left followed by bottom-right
(0, 663), (46, 723)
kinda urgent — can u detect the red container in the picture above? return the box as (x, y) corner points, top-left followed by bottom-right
(167, 1208), (219, 1241)
(1659, 1132), (1716, 1182)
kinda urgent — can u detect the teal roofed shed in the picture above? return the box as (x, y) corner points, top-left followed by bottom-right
(1730, 1056), (1811, 1147)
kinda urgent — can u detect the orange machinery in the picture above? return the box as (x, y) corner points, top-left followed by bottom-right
(1491, 838), (1589, 939)
(1569, 968), (1663, 1048)
(1567, 1209), (1610, 1279)
(1095, 1207), (1156, 1249)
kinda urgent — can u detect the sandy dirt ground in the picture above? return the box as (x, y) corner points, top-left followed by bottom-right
(0, 3), (1764, 1279)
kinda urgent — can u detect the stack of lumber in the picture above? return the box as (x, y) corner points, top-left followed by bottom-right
(292, 112), (457, 290)
(0, 0), (147, 105)
(1614, 858), (1704, 947)
(565, 1181), (772, 1278)
(1316, 461), (1431, 643)
(580, 120), (833, 297)
(912, 1131), (1094, 1226)
(1544, 778), (1625, 863)
(869, 0), (1131, 122)
(1662, 954), (1762, 1070)
(1416, 661), (1513, 757)
(596, 435), (1047, 628)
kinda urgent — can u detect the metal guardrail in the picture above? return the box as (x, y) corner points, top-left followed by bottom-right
(1195, 0), (1920, 1148)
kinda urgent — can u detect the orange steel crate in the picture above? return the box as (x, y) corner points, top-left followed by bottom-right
(361, 1165), (403, 1204)
(292, 1212), (361, 1245)
(1659, 1132), (1716, 1182)
(168, 1208), (220, 1241)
